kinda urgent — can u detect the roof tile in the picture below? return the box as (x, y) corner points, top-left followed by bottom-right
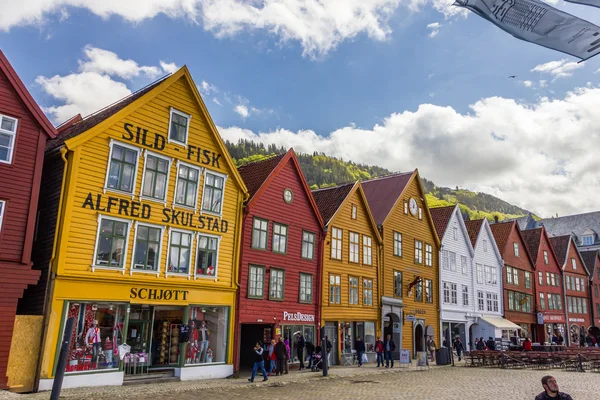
(490, 221), (515, 254)
(521, 228), (543, 262)
(237, 153), (287, 200)
(549, 235), (572, 266)
(580, 250), (599, 275)
(312, 182), (355, 225)
(464, 219), (485, 247)
(430, 205), (456, 240)
(361, 172), (413, 225)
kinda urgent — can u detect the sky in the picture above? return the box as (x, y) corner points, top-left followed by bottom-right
(1, 0), (600, 218)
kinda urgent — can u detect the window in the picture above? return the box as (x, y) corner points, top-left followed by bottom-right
(394, 271), (403, 297)
(451, 283), (458, 305)
(546, 272), (551, 286)
(0, 201), (4, 232)
(513, 268), (519, 285)
(476, 264), (483, 284)
(462, 285), (469, 306)
(443, 282), (450, 304)
(453, 226), (458, 240)
(363, 236), (372, 265)
(94, 217), (130, 268)
(393, 232), (402, 257)
(202, 172), (226, 214)
(490, 266), (498, 284)
(404, 200), (408, 214)
(448, 251), (456, 271)
(349, 277), (359, 304)
(508, 291), (514, 311)
(132, 224), (162, 271)
(583, 235), (594, 246)
(300, 273), (313, 303)
(492, 293), (499, 312)
(185, 306), (229, 365)
(415, 240), (423, 264)
(269, 268), (285, 300)
(485, 265), (492, 284)
(251, 218), (268, 249)
(425, 244), (433, 267)
(486, 292), (493, 311)
(329, 274), (341, 304)
(506, 266), (513, 284)
(167, 230), (193, 275)
(363, 279), (373, 306)
(141, 153), (170, 201)
(566, 276), (572, 291)
(557, 296), (563, 310)
(575, 277), (581, 292)
(478, 291), (484, 311)
(571, 258), (577, 270)
(567, 297), (573, 313)
(543, 250), (549, 264)
(106, 142), (139, 193)
(415, 279), (423, 302)
(418, 207), (422, 220)
(196, 235), (219, 277)
(597, 303), (600, 318)
(514, 242), (520, 257)
(174, 162), (201, 208)
(331, 227), (342, 260)
(248, 265), (265, 299)
(272, 223), (288, 254)
(349, 232), (359, 263)
(0, 114), (18, 164)
(302, 231), (315, 260)
(525, 272), (531, 289)
(483, 240), (487, 252)
(461, 255), (467, 275)
(168, 108), (190, 145)
(539, 271), (543, 286)
(442, 250), (448, 270)
(351, 205), (357, 219)
(540, 293), (545, 310)
(425, 279), (433, 303)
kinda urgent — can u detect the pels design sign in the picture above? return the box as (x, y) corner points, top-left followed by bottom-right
(283, 312), (315, 322)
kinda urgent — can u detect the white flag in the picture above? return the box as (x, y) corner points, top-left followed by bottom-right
(565, 0), (600, 8)
(454, 0), (600, 60)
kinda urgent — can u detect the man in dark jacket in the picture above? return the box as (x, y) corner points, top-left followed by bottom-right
(454, 338), (464, 361)
(355, 336), (366, 367)
(325, 335), (332, 365)
(296, 334), (306, 370)
(535, 375), (573, 400)
(384, 334), (396, 368)
(476, 337), (486, 351)
(274, 337), (287, 376)
(248, 342), (268, 383)
(486, 337), (496, 351)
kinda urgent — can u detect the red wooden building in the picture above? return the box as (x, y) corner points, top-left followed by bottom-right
(522, 227), (567, 344)
(550, 235), (592, 346)
(234, 149), (324, 370)
(580, 250), (600, 329)
(0, 51), (57, 387)
(490, 221), (538, 341)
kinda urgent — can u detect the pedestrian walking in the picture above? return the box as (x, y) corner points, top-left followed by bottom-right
(296, 334), (306, 370)
(384, 334), (396, 368)
(535, 375), (573, 400)
(248, 342), (268, 383)
(355, 336), (366, 367)
(284, 337), (290, 374)
(274, 337), (286, 376)
(375, 337), (384, 367)
(325, 335), (332, 365)
(268, 339), (277, 375)
(454, 337), (464, 361)
(427, 336), (436, 362)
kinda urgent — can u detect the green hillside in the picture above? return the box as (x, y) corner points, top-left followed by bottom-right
(225, 139), (534, 222)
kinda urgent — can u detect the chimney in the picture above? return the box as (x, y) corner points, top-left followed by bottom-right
(494, 216), (499, 224)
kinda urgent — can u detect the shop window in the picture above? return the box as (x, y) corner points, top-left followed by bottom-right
(425, 279), (433, 303)
(196, 234), (219, 278)
(0, 200), (5, 232)
(248, 265), (265, 299)
(349, 232), (359, 263)
(63, 302), (126, 373)
(93, 216), (130, 270)
(185, 306), (229, 365)
(415, 279), (423, 302)
(301, 231), (315, 260)
(141, 153), (170, 201)
(351, 205), (357, 220)
(132, 224), (163, 273)
(269, 268), (285, 300)
(543, 250), (549, 264)
(363, 235), (372, 265)
(251, 218), (268, 250)
(329, 274), (341, 304)
(462, 285), (469, 306)
(363, 279), (373, 306)
(349, 277), (359, 305)
(393, 271), (403, 297)
(513, 242), (519, 257)
(174, 162), (201, 209)
(168, 108), (190, 146)
(300, 273), (313, 303)
(272, 223), (288, 254)
(0, 114), (17, 164)
(525, 272), (531, 289)
(167, 229), (193, 275)
(461, 255), (467, 275)
(202, 172), (226, 215)
(540, 293), (546, 310)
(425, 244), (433, 267)
(476, 264), (483, 284)
(393, 231), (402, 257)
(331, 227), (342, 260)
(105, 141), (140, 194)
(282, 325), (315, 363)
(415, 240), (423, 264)
(477, 291), (484, 311)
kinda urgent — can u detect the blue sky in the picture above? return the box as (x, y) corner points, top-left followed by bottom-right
(2, 1), (600, 217)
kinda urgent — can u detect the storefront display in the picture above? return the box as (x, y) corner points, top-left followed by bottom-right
(185, 306), (229, 365)
(341, 322), (376, 353)
(281, 324), (315, 363)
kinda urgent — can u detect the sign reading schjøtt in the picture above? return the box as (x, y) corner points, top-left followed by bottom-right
(283, 312), (315, 322)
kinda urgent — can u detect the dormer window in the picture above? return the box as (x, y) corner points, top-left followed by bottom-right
(583, 235), (594, 246)
(168, 108), (191, 146)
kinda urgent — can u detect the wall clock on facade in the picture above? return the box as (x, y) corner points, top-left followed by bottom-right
(283, 188), (293, 204)
(409, 198), (418, 216)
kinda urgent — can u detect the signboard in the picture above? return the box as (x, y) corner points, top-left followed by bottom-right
(406, 315), (417, 322)
(416, 351), (428, 367)
(537, 312), (544, 325)
(365, 323), (375, 336)
(393, 322), (401, 333)
(543, 314), (565, 323)
(275, 328), (281, 336)
(569, 317), (585, 323)
(283, 311), (315, 322)
(400, 350), (411, 364)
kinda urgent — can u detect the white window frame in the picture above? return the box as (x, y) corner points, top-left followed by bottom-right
(462, 285), (469, 306)
(540, 293), (546, 310)
(351, 205), (357, 220)
(583, 235), (594, 246)
(448, 251), (456, 271)
(485, 265), (492, 284)
(543, 250), (549, 265)
(173, 160), (202, 211)
(302, 231), (316, 260)
(140, 150), (172, 204)
(394, 231), (402, 257)
(194, 232), (221, 280)
(91, 214), (132, 274)
(513, 242), (519, 257)
(0, 200), (5, 231)
(130, 221), (165, 277)
(165, 227), (195, 279)
(539, 271), (543, 286)
(201, 169), (228, 216)
(418, 207), (423, 220)
(477, 291), (484, 311)
(331, 227), (342, 260)
(443, 282), (450, 304)
(450, 283), (458, 305)
(425, 244), (433, 267)
(349, 232), (359, 263)
(363, 235), (373, 265)
(461, 255), (467, 275)
(0, 114), (18, 165)
(492, 293), (499, 312)
(453, 226), (458, 241)
(104, 139), (141, 197)
(167, 107), (192, 147)
(476, 264), (483, 284)
(571, 258), (577, 270)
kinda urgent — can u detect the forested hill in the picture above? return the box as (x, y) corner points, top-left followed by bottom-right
(225, 139), (534, 221)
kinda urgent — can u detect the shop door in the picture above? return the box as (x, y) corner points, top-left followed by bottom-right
(324, 324), (338, 365)
(152, 307), (184, 367)
(128, 320), (151, 355)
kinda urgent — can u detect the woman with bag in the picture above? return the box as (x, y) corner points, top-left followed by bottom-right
(355, 336), (366, 367)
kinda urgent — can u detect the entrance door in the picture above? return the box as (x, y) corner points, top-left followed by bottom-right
(414, 323), (424, 357)
(324, 324), (338, 365)
(128, 320), (151, 355)
(384, 313), (401, 360)
(152, 307), (184, 367)
(240, 324), (271, 368)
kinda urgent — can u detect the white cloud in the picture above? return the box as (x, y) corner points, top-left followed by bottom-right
(219, 86), (600, 217)
(234, 104), (249, 118)
(531, 59), (584, 81)
(79, 45), (162, 79)
(199, 80), (218, 95)
(539, 80), (548, 88)
(426, 22), (441, 38)
(522, 80), (533, 88)
(160, 61), (179, 74)
(212, 97), (223, 106)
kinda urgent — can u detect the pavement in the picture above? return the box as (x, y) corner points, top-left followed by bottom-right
(1, 362), (597, 399)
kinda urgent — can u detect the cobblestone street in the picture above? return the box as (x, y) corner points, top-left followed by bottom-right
(2, 364), (597, 400)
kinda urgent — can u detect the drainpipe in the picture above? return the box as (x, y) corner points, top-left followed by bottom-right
(438, 245), (444, 347)
(317, 227), (327, 345)
(562, 268), (570, 347)
(377, 228), (384, 337)
(232, 202), (249, 377)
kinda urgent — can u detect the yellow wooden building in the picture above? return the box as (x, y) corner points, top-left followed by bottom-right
(362, 170), (440, 359)
(312, 182), (382, 365)
(29, 67), (247, 390)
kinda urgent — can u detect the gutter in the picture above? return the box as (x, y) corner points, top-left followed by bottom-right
(561, 268), (570, 347)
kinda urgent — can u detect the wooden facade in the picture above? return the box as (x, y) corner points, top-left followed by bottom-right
(581, 250), (600, 328)
(0, 51), (57, 388)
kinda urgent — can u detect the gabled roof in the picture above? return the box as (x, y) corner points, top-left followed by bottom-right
(312, 182), (356, 225)
(534, 210), (600, 245)
(490, 221), (514, 254)
(580, 250), (600, 281)
(238, 149), (323, 229)
(549, 235), (571, 267)
(430, 205), (456, 240)
(521, 228), (543, 262)
(465, 219), (484, 248)
(0, 50), (57, 138)
(361, 171), (413, 226)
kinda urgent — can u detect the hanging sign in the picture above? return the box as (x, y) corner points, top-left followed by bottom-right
(406, 315), (417, 322)
(393, 322), (402, 333)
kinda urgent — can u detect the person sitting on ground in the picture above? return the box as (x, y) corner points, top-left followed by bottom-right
(535, 375), (573, 400)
